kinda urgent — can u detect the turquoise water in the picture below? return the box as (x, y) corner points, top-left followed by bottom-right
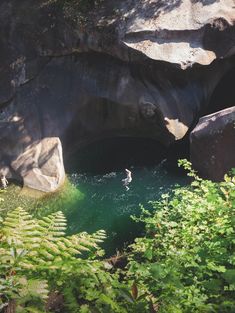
(0, 164), (188, 256)
(65, 162), (188, 255)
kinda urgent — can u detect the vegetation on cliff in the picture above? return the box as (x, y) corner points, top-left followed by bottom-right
(0, 162), (234, 312)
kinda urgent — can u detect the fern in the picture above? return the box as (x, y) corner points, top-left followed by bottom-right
(2, 207), (40, 248)
(0, 208), (107, 312)
(18, 277), (49, 300)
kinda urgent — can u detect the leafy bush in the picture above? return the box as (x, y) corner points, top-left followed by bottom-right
(0, 208), (125, 313)
(126, 161), (235, 312)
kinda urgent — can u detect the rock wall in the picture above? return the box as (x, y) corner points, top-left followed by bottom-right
(0, 0), (234, 191)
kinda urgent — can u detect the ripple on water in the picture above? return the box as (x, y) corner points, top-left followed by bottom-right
(66, 163), (189, 255)
(0, 163), (189, 255)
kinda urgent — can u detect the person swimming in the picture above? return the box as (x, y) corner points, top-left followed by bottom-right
(122, 169), (132, 191)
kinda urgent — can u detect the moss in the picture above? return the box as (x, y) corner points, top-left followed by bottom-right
(0, 177), (84, 218)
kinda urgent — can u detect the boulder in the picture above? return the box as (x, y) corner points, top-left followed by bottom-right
(190, 106), (235, 181)
(0, 0), (234, 191)
(12, 137), (65, 193)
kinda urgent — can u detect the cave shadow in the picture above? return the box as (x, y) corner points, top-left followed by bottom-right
(205, 65), (235, 115)
(64, 137), (168, 175)
(64, 134), (190, 176)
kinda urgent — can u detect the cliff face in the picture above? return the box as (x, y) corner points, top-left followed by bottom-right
(0, 0), (234, 192)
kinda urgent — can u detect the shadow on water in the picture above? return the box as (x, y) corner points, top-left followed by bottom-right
(65, 137), (168, 175)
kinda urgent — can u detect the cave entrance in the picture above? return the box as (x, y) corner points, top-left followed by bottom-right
(206, 66), (235, 115)
(65, 137), (168, 174)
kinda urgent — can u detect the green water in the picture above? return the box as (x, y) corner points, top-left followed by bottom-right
(0, 162), (188, 255)
(66, 163), (188, 254)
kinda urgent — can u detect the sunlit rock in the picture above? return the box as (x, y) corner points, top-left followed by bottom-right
(190, 106), (235, 181)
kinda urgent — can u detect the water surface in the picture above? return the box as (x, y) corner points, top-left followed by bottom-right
(65, 162), (188, 254)
(0, 163), (188, 255)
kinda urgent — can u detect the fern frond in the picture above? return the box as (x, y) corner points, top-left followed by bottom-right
(0, 208), (111, 313)
(14, 277), (49, 313)
(70, 230), (106, 251)
(38, 211), (67, 238)
(2, 208), (40, 249)
(27, 279), (49, 300)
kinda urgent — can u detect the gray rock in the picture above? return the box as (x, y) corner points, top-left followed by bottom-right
(190, 106), (235, 181)
(0, 0), (234, 191)
(121, 0), (235, 67)
(11, 137), (65, 193)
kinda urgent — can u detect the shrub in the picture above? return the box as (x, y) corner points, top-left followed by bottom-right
(126, 161), (235, 312)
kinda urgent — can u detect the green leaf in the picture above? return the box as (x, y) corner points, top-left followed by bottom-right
(149, 264), (167, 279)
(223, 270), (235, 284)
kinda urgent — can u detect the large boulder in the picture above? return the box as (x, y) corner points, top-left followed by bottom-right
(0, 0), (234, 191)
(12, 137), (65, 193)
(190, 106), (235, 181)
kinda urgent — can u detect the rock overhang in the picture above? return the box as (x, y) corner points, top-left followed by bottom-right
(0, 0), (234, 192)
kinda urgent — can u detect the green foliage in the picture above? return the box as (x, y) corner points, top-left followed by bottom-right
(0, 208), (126, 312)
(126, 161), (235, 312)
